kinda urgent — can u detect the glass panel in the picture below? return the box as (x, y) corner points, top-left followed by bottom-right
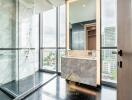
(0, 0), (57, 98)
(58, 4), (66, 72)
(58, 49), (65, 72)
(19, 14), (39, 48)
(41, 5), (66, 72)
(59, 4), (66, 48)
(19, 49), (36, 79)
(18, 13), (39, 80)
(43, 8), (57, 47)
(42, 7), (57, 71)
(43, 49), (56, 71)
(101, 0), (117, 84)
(101, 0), (117, 47)
(18, 0), (39, 80)
(102, 49), (117, 83)
(5, 0), (40, 97)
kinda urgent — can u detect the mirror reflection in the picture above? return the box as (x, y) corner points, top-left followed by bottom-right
(69, 0), (96, 51)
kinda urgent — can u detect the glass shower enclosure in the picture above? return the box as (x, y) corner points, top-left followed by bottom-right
(0, 0), (56, 99)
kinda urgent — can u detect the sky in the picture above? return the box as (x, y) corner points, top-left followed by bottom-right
(102, 0), (117, 31)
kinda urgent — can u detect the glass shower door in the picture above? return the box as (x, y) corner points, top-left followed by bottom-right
(17, 0), (40, 96)
(0, 0), (39, 97)
(0, 0), (58, 98)
(16, 0), (56, 98)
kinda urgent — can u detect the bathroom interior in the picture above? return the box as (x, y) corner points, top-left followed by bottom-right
(0, 0), (117, 99)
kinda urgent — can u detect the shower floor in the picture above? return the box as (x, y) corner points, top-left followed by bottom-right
(0, 71), (56, 99)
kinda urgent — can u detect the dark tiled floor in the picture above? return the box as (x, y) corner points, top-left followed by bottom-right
(0, 90), (12, 100)
(23, 76), (117, 100)
(0, 72), (56, 98)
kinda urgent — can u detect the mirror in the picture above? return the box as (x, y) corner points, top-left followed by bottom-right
(65, 0), (101, 86)
(67, 0), (96, 50)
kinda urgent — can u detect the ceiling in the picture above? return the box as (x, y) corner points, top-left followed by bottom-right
(19, 0), (65, 14)
(35, 0), (65, 13)
(69, 0), (96, 24)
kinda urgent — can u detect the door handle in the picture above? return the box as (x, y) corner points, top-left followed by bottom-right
(112, 50), (123, 56)
(118, 61), (123, 68)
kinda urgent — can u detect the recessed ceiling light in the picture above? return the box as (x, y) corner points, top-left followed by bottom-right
(82, 4), (86, 7)
(68, 0), (78, 3)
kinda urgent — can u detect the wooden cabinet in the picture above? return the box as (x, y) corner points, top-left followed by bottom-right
(85, 23), (96, 50)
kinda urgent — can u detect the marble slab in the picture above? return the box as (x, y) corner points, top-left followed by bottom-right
(61, 57), (97, 86)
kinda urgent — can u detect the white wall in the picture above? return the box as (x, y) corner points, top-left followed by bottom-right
(0, 0), (17, 85)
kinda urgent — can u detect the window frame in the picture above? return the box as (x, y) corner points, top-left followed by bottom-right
(39, 5), (66, 74)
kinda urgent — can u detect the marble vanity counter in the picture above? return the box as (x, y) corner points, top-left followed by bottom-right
(61, 56), (97, 86)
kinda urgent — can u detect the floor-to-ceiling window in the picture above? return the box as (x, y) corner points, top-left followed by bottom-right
(42, 7), (57, 71)
(40, 4), (66, 73)
(101, 0), (117, 85)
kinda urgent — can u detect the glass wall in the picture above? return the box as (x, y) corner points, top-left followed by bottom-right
(0, 0), (40, 97)
(102, 49), (117, 83)
(18, 1), (39, 79)
(41, 4), (66, 72)
(101, 0), (117, 84)
(0, 0), (52, 98)
(42, 7), (57, 71)
(0, 0), (65, 98)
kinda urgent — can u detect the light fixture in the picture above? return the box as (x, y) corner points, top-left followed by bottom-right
(82, 4), (86, 7)
(67, 0), (78, 3)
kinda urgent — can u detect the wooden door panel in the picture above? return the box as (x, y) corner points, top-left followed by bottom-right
(117, 0), (132, 100)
